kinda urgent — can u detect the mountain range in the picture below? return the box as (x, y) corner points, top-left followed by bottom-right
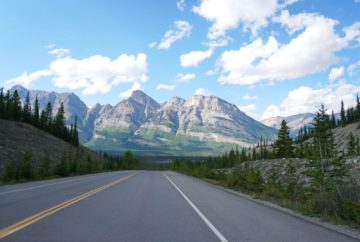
(261, 113), (315, 136)
(9, 85), (277, 156)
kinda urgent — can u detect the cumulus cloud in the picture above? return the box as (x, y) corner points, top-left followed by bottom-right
(261, 82), (360, 119)
(217, 11), (358, 86)
(243, 94), (258, 100)
(176, 0), (185, 11)
(261, 105), (280, 120)
(48, 48), (71, 58)
(328, 66), (345, 81)
(175, 73), (196, 82)
(148, 42), (157, 48)
(193, 0), (290, 40)
(180, 49), (213, 67)
(6, 53), (148, 95)
(195, 88), (211, 96)
(238, 104), (257, 118)
(348, 60), (360, 75)
(120, 82), (143, 98)
(157, 20), (192, 49)
(5, 70), (52, 88)
(156, 84), (176, 91)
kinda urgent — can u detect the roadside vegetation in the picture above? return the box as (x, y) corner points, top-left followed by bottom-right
(0, 88), (140, 183)
(169, 97), (360, 227)
(1, 149), (140, 183)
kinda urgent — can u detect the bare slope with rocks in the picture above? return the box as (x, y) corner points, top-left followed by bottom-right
(0, 119), (101, 169)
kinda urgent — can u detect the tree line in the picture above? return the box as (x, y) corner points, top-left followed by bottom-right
(169, 100), (360, 225)
(1, 150), (140, 182)
(0, 88), (79, 147)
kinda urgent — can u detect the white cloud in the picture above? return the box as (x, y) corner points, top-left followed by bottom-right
(343, 22), (360, 44)
(348, 60), (360, 75)
(193, 0), (288, 40)
(177, 0), (185, 11)
(50, 54), (148, 95)
(120, 82), (143, 98)
(157, 20), (192, 49)
(6, 53), (148, 95)
(195, 88), (211, 96)
(261, 82), (360, 119)
(243, 94), (258, 100)
(5, 69), (52, 88)
(328, 66), (345, 81)
(148, 42), (157, 48)
(175, 73), (196, 82)
(218, 11), (358, 86)
(206, 69), (218, 76)
(48, 48), (71, 58)
(180, 49), (213, 67)
(156, 84), (176, 91)
(238, 104), (257, 119)
(261, 105), (280, 120)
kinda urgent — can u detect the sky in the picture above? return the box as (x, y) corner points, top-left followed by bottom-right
(1, 0), (360, 120)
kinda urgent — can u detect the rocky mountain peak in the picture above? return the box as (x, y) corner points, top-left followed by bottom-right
(129, 90), (159, 107)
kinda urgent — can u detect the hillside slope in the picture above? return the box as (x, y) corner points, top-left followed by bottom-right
(0, 119), (101, 169)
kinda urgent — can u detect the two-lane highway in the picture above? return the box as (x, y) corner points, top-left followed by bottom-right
(0, 171), (358, 241)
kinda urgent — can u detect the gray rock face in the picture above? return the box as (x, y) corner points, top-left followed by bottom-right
(94, 90), (160, 133)
(8, 85), (277, 154)
(261, 113), (315, 136)
(137, 95), (277, 146)
(9, 85), (88, 123)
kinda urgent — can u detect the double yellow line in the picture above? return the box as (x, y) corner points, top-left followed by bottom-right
(0, 172), (138, 239)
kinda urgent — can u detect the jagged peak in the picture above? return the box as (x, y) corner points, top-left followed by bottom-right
(129, 90), (159, 107)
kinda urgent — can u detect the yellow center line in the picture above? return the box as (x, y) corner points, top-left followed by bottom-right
(0, 172), (140, 239)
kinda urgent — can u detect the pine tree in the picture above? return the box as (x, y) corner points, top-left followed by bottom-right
(273, 120), (293, 158)
(0, 88), (4, 118)
(330, 110), (336, 128)
(347, 132), (355, 156)
(73, 116), (79, 147)
(340, 100), (346, 126)
(357, 94), (360, 121)
(12, 90), (22, 121)
(23, 91), (31, 123)
(44, 102), (53, 129)
(40, 110), (46, 128)
(54, 102), (65, 137)
(33, 96), (39, 126)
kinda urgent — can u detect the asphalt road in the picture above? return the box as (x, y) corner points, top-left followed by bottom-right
(0, 171), (358, 242)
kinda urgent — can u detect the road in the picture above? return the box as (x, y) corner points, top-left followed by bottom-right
(0, 171), (358, 242)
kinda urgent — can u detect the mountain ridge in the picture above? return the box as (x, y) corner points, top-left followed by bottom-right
(8, 85), (277, 155)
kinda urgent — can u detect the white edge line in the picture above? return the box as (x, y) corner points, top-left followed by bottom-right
(163, 172), (228, 242)
(0, 177), (89, 195)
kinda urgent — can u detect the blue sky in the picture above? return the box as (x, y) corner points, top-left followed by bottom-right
(1, 0), (360, 120)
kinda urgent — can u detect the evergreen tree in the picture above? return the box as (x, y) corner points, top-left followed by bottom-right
(54, 102), (65, 137)
(33, 96), (40, 126)
(44, 102), (53, 129)
(23, 91), (31, 122)
(347, 132), (356, 156)
(39, 110), (46, 128)
(0, 88), (4, 118)
(273, 120), (293, 158)
(340, 100), (346, 126)
(73, 116), (79, 147)
(12, 90), (22, 121)
(330, 110), (336, 128)
(357, 94), (360, 120)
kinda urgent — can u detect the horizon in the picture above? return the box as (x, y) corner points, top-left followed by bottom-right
(0, 0), (359, 121)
